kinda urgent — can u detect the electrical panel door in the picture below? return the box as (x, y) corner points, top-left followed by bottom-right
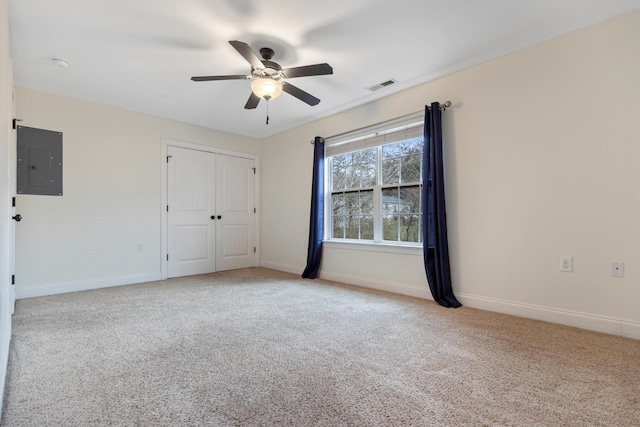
(17, 126), (63, 196)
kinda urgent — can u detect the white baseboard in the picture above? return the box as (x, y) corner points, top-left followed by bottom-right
(457, 293), (640, 340)
(15, 272), (163, 299)
(260, 260), (304, 276)
(319, 270), (432, 300)
(261, 262), (639, 340)
(260, 261), (432, 300)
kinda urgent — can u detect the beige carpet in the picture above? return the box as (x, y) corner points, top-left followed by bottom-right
(2, 268), (639, 426)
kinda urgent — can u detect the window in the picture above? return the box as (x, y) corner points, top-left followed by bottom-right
(326, 115), (424, 245)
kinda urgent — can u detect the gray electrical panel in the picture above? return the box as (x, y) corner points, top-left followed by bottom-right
(17, 126), (63, 196)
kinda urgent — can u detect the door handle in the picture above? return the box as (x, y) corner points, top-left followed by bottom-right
(217, 215), (222, 220)
(12, 214), (22, 222)
(211, 215), (215, 220)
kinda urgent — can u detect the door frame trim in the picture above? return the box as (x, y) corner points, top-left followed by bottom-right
(160, 138), (260, 279)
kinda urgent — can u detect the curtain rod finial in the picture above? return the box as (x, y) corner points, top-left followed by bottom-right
(441, 100), (452, 110)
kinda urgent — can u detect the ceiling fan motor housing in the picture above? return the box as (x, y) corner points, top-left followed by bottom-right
(259, 47), (275, 60)
(254, 59), (283, 80)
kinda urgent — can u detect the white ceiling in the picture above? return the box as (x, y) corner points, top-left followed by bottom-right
(9, 0), (640, 139)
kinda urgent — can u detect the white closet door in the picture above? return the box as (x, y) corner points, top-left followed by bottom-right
(167, 146), (216, 278)
(215, 154), (256, 271)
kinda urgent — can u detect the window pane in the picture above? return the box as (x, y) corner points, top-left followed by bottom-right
(345, 216), (359, 239)
(331, 154), (347, 191)
(346, 148), (375, 188)
(342, 152), (353, 165)
(399, 214), (421, 243)
(332, 193), (345, 215)
(382, 143), (402, 159)
(382, 185), (422, 242)
(382, 214), (398, 241)
(382, 158), (400, 185)
(382, 187), (398, 213)
(403, 138), (423, 154)
(360, 190), (373, 214)
(401, 154), (421, 183)
(382, 139), (423, 185)
(332, 168), (345, 190)
(361, 148), (376, 163)
(344, 191), (359, 215)
(362, 162), (376, 187)
(399, 186), (421, 213)
(345, 166), (360, 189)
(361, 215), (374, 240)
(332, 215), (344, 239)
(331, 187), (375, 240)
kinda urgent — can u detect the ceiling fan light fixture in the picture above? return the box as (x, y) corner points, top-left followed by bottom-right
(251, 78), (283, 100)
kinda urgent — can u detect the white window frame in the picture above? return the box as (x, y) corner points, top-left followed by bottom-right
(323, 112), (424, 251)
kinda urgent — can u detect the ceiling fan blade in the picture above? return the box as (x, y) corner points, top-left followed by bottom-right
(229, 40), (264, 70)
(191, 75), (251, 81)
(282, 63), (333, 79)
(282, 83), (321, 106)
(244, 92), (261, 109)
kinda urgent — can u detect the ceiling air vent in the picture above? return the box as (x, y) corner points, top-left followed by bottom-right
(367, 78), (398, 92)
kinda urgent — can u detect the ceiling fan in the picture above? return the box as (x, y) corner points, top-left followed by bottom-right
(191, 40), (333, 110)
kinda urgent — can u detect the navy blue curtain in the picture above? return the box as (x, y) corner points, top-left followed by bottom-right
(422, 103), (461, 308)
(302, 136), (325, 279)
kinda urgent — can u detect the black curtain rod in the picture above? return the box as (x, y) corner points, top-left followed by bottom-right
(311, 101), (451, 144)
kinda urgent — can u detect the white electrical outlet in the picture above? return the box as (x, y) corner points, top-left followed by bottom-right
(611, 261), (624, 277)
(560, 256), (573, 272)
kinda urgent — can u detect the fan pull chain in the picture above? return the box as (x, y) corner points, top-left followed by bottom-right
(266, 99), (270, 125)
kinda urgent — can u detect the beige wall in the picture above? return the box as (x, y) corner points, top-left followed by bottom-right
(14, 88), (261, 295)
(260, 10), (640, 337)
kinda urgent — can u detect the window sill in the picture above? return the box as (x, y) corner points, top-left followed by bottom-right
(322, 240), (423, 256)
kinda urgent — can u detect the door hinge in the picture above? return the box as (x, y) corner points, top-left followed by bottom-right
(12, 197), (16, 207)
(166, 205), (169, 212)
(13, 118), (22, 130)
(11, 275), (15, 285)
(253, 207), (256, 213)
(254, 247), (256, 253)
(252, 167), (256, 174)
(166, 155), (172, 163)
(167, 254), (169, 261)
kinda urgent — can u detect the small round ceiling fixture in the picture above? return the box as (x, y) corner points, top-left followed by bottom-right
(51, 58), (69, 68)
